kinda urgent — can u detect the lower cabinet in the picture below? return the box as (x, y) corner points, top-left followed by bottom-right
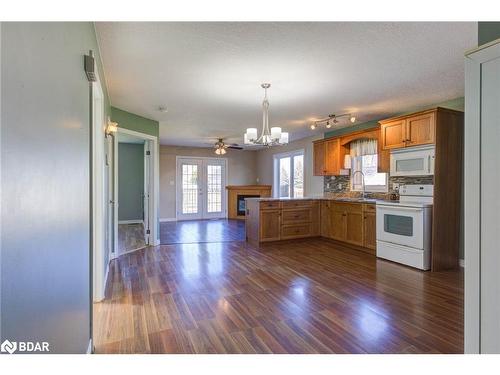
(327, 202), (376, 253)
(345, 205), (364, 246)
(247, 199), (376, 254)
(260, 209), (281, 242)
(363, 206), (377, 251)
(320, 201), (332, 237)
(330, 205), (346, 241)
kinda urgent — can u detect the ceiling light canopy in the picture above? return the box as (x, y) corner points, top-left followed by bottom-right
(244, 83), (289, 147)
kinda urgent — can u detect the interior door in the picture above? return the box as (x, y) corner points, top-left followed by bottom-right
(177, 157), (227, 220)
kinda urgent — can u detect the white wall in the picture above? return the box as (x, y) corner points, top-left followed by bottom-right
(256, 134), (324, 197)
(160, 145), (258, 219)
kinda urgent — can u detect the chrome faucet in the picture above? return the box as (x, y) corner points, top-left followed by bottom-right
(351, 170), (366, 199)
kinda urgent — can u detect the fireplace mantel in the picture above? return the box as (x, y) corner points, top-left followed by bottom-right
(226, 185), (272, 220)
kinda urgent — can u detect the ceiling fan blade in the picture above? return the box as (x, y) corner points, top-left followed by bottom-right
(227, 146), (243, 150)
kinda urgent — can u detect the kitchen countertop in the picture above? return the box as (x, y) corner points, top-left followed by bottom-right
(244, 196), (394, 204)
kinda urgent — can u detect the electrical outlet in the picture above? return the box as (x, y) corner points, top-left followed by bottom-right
(338, 183), (343, 190)
(393, 183), (400, 191)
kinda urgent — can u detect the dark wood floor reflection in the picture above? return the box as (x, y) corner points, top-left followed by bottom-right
(160, 219), (245, 244)
(94, 237), (463, 354)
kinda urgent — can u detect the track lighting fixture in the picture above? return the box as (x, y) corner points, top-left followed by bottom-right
(309, 113), (356, 130)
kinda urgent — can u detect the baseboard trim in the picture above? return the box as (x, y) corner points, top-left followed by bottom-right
(118, 220), (144, 225)
(87, 339), (93, 354)
(160, 218), (177, 222)
(459, 258), (465, 268)
(154, 239), (160, 246)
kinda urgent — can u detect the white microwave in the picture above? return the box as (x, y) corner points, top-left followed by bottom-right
(390, 145), (435, 176)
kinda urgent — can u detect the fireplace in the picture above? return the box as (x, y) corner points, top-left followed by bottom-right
(226, 185), (272, 219)
(237, 195), (259, 216)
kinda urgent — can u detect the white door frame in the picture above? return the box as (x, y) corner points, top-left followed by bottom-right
(464, 39), (500, 354)
(91, 69), (107, 302)
(175, 156), (228, 220)
(113, 127), (160, 257)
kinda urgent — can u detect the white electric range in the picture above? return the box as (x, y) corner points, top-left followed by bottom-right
(376, 184), (433, 270)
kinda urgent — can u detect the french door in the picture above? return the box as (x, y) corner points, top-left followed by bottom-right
(176, 157), (227, 220)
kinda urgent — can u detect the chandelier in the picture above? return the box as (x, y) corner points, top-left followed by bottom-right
(244, 83), (289, 147)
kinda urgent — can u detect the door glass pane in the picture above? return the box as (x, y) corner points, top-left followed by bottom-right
(182, 164), (198, 214)
(396, 158), (424, 172)
(293, 154), (304, 198)
(384, 214), (413, 236)
(279, 157), (291, 198)
(207, 165), (222, 213)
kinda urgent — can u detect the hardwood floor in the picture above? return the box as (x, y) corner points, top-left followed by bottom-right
(118, 223), (146, 253)
(94, 236), (463, 354)
(160, 219), (245, 244)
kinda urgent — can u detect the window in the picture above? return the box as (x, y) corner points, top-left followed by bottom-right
(350, 140), (388, 192)
(274, 150), (304, 198)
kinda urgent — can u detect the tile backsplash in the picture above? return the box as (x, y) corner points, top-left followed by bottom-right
(324, 174), (434, 197)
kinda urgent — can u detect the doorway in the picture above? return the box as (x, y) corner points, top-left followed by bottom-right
(113, 128), (159, 257)
(176, 157), (227, 220)
(116, 134), (147, 255)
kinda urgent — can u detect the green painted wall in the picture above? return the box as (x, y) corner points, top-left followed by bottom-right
(478, 22), (500, 46)
(118, 143), (145, 221)
(111, 107), (159, 138)
(324, 97), (464, 139)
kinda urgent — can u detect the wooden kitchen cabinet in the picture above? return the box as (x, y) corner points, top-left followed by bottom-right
(247, 199), (377, 255)
(328, 202), (367, 248)
(380, 119), (407, 150)
(259, 209), (281, 242)
(313, 138), (346, 176)
(406, 112), (435, 147)
(330, 207), (346, 241)
(344, 204), (364, 246)
(362, 204), (376, 252)
(246, 199), (320, 243)
(313, 140), (326, 176)
(320, 200), (332, 238)
(380, 109), (438, 150)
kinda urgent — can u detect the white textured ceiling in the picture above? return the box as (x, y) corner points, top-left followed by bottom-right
(96, 22), (477, 147)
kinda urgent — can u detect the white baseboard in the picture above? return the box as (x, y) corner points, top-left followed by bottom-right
(160, 218), (177, 222)
(118, 220), (144, 225)
(154, 239), (161, 246)
(87, 339), (93, 354)
(459, 258), (465, 268)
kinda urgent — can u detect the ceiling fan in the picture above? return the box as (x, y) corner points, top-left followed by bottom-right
(214, 138), (243, 155)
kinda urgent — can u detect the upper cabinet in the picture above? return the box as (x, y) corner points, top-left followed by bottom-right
(380, 119), (407, 149)
(313, 127), (390, 176)
(313, 138), (346, 176)
(380, 109), (437, 150)
(406, 112), (436, 147)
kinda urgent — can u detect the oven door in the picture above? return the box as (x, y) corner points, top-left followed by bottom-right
(376, 205), (423, 249)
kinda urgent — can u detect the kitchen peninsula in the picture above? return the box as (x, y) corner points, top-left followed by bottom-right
(245, 197), (378, 255)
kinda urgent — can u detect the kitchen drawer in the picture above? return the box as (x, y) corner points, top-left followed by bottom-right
(282, 208), (312, 224)
(281, 224), (312, 239)
(363, 204), (376, 213)
(330, 202), (362, 213)
(260, 201), (280, 210)
(342, 203), (363, 213)
(281, 200), (312, 209)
